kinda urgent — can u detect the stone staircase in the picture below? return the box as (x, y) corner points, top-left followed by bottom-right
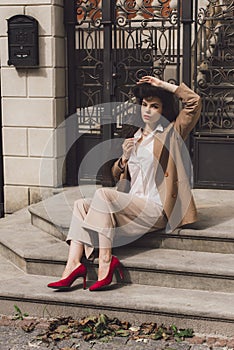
(0, 186), (234, 336)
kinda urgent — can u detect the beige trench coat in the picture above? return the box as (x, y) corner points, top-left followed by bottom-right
(111, 83), (202, 232)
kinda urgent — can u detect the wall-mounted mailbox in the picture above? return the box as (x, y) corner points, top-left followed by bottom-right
(7, 15), (39, 68)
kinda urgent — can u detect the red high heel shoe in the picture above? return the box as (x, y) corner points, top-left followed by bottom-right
(47, 263), (87, 290)
(89, 256), (124, 291)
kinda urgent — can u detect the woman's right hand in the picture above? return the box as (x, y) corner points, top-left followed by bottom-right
(122, 138), (135, 162)
(137, 75), (178, 93)
(137, 75), (163, 87)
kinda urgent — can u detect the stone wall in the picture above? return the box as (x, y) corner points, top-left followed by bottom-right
(0, 0), (67, 213)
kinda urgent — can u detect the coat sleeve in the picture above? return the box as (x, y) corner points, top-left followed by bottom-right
(111, 158), (125, 184)
(174, 83), (202, 140)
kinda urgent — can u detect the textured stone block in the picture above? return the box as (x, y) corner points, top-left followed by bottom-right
(28, 128), (54, 157)
(54, 98), (66, 127)
(2, 98), (54, 127)
(25, 6), (52, 36)
(3, 127), (28, 156)
(54, 156), (66, 186)
(39, 36), (53, 67)
(0, 37), (9, 67)
(4, 156), (55, 186)
(4, 185), (29, 213)
(54, 37), (65, 67)
(55, 126), (66, 157)
(28, 68), (54, 97)
(0, 0), (52, 4)
(0, 6), (24, 36)
(1, 68), (27, 97)
(55, 68), (66, 97)
(53, 4), (65, 37)
(29, 186), (54, 204)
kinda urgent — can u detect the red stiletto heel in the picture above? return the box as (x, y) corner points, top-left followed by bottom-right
(47, 263), (87, 290)
(89, 256), (124, 291)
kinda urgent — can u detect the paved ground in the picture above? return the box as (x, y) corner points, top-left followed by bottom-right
(0, 316), (234, 350)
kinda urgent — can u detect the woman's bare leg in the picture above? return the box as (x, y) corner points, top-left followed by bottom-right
(62, 240), (84, 279)
(98, 233), (112, 280)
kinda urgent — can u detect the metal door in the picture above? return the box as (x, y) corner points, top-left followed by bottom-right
(64, 0), (183, 185)
(64, 0), (234, 188)
(193, 0), (234, 189)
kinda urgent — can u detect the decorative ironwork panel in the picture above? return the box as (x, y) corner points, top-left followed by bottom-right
(194, 0), (234, 133)
(76, 0), (102, 26)
(74, 0), (181, 133)
(113, 6), (180, 98)
(115, 0), (173, 20)
(75, 0), (172, 24)
(75, 24), (104, 132)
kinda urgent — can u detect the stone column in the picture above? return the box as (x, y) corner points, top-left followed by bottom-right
(0, 0), (66, 213)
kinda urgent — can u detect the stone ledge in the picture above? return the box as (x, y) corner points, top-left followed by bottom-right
(0, 275), (233, 336)
(0, 208), (234, 292)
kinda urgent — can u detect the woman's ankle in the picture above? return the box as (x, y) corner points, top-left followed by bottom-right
(62, 261), (82, 278)
(99, 254), (112, 264)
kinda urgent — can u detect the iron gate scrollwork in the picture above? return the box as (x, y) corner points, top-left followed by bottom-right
(64, 0), (234, 188)
(194, 0), (234, 132)
(66, 0), (182, 183)
(74, 0), (181, 135)
(193, 0), (234, 189)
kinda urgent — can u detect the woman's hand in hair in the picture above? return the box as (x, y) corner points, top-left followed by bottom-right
(137, 76), (163, 87)
(137, 76), (178, 93)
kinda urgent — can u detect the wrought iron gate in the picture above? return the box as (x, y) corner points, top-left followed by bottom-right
(64, 0), (234, 188)
(193, 0), (234, 189)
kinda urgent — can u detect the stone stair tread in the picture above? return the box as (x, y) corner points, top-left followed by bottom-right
(0, 274), (234, 321)
(1, 209), (234, 278)
(28, 185), (97, 229)
(1, 218), (234, 278)
(117, 248), (234, 277)
(29, 187), (234, 240)
(0, 216), (68, 261)
(0, 254), (25, 281)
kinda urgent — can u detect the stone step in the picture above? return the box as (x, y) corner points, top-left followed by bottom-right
(0, 273), (233, 336)
(29, 187), (234, 254)
(0, 209), (68, 276)
(1, 210), (234, 293)
(29, 185), (97, 241)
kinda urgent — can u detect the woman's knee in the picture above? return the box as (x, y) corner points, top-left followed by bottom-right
(73, 198), (90, 212)
(74, 198), (83, 207)
(94, 187), (117, 201)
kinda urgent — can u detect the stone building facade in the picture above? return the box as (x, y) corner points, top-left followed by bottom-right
(0, 0), (233, 214)
(0, 0), (66, 213)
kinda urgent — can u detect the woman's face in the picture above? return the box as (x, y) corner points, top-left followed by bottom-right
(141, 96), (163, 128)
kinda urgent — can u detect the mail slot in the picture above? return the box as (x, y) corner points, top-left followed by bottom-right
(7, 15), (39, 67)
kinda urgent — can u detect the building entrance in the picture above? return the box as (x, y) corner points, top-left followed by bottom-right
(64, 0), (234, 189)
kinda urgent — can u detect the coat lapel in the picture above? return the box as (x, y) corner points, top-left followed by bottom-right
(153, 122), (174, 160)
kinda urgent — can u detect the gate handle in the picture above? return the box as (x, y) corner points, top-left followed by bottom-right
(112, 73), (119, 79)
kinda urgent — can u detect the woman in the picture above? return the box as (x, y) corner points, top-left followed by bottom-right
(47, 76), (202, 291)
